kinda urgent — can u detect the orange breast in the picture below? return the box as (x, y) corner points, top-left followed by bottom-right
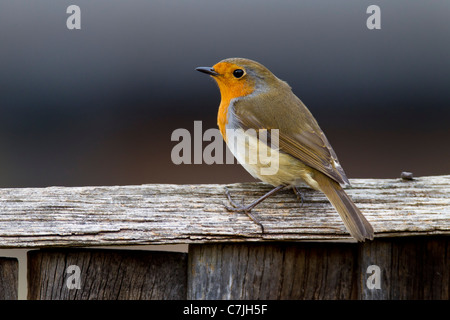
(216, 81), (253, 140)
(217, 99), (230, 139)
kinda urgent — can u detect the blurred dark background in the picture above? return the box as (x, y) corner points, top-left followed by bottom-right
(0, 0), (449, 188)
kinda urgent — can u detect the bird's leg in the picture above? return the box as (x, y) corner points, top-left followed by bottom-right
(225, 185), (286, 212)
(224, 187), (245, 208)
(292, 186), (305, 207)
(224, 185), (286, 232)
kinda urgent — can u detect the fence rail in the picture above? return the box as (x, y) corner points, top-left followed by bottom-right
(0, 175), (449, 300)
(0, 175), (448, 247)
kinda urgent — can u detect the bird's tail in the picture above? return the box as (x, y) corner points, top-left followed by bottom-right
(315, 173), (374, 242)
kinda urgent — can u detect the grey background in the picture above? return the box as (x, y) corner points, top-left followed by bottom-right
(0, 0), (449, 187)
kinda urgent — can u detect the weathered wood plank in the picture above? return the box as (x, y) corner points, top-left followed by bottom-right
(359, 236), (449, 300)
(27, 249), (187, 300)
(0, 175), (448, 247)
(188, 243), (358, 299)
(0, 257), (18, 300)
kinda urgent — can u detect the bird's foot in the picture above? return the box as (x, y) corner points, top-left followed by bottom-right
(293, 186), (305, 207)
(224, 187), (265, 233)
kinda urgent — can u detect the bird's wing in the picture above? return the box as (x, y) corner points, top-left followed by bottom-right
(233, 92), (350, 186)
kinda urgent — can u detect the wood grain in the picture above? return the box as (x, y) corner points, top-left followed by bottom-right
(188, 243), (358, 299)
(0, 175), (448, 247)
(188, 237), (449, 300)
(27, 249), (187, 300)
(0, 257), (18, 300)
(359, 237), (449, 299)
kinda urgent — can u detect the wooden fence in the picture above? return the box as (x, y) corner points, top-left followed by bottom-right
(0, 175), (449, 299)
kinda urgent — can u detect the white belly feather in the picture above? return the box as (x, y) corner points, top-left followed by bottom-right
(225, 127), (320, 190)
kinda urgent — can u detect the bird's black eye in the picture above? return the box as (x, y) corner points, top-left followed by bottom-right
(233, 69), (244, 78)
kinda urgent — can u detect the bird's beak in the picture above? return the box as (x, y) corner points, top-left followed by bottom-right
(196, 67), (219, 76)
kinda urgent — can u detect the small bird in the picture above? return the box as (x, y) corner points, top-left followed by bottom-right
(196, 58), (374, 241)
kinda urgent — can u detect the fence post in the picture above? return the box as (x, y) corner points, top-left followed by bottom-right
(27, 249), (187, 300)
(359, 237), (450, 299)
(0, 257), (18, 300)
(188, 243), (358, 299)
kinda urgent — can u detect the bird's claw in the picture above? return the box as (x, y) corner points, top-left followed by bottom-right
(293, 186), (305, 207)
(223, 187), (264, 232)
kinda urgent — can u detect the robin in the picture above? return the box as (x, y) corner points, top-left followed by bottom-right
(196, 58), (374, 241)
